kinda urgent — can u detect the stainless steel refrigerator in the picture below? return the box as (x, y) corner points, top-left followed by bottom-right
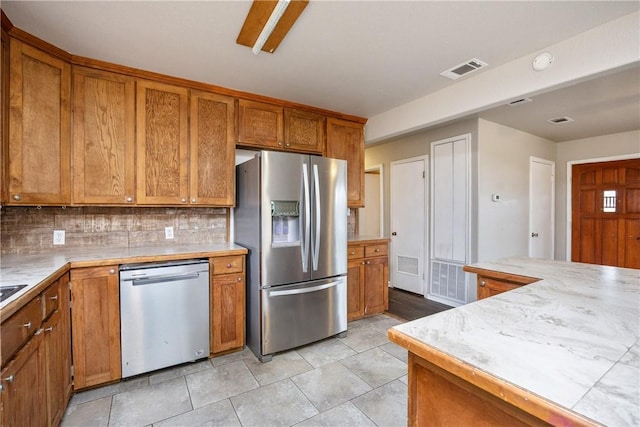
(235, 151), (348, 362)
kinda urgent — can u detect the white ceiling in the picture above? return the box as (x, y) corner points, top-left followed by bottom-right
(3, 1), (639, 143)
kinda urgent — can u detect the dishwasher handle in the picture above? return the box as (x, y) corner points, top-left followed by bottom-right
(125, 272), (203, 286)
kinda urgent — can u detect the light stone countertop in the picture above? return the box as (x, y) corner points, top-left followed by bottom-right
(390, 257), (640, 426)
(0, 243), (248, 310)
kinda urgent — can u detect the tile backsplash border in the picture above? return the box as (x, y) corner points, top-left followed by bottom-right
(1, 206), (229, 255)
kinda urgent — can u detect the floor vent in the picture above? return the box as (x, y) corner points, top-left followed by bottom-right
(508, 97), (532, 107)
(440, 58), (488, 80)
(547, 116), (574, 124)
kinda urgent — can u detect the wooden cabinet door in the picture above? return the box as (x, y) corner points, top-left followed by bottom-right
(70, 265), (121, 390)
(347, 258), (365, 321)
(43, 274), (71, 427)
(364, 256), (388, 315)
(237, 99), (283, 149)
(477, 277), (521, 300)
(211, 273), (245, 354)
(0, 332), (47, 427)
(8, 38), (71, 205)
(136, 80), (189, 205)
(284, 108), (325, 154)
(72, 67), (136, 204)
(326, 118), (364, 207)
(190, 90), (236, 206)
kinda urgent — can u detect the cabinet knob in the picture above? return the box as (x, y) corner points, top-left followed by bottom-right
(480, 280), (486, 287)
(125, 196), (134, 203)
(226, 263), (232, 268)
(237, 277), (242, 282)
(4, 375), (14, 384)
(44, 326), (54, 332)
(49, 295), (58, 301)
(278, 141), (283, 146)
(22, 322), (31, 329)
(362, 261), (365, 265)
(12, 194), (21, 201)
(181, 198), (187, 203)
(349, 251), (355, 255)
(374, 248), (380, 252)
(285, 143), (290, 147)
(191, 198), (197, 203)
(109, 268), (116, 275)
(366, 261), (371, 265)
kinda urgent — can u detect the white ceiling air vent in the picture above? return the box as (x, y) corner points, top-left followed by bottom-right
(440, 58), (488, 80)
(547, 116), (574, 124)
(507, 97), (532, 107)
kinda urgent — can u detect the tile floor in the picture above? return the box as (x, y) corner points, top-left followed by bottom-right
(61, 314), (409, 427)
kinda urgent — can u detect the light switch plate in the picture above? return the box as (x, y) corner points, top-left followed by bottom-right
(165, 226), (174, 239)
(53, 230), (65, 245)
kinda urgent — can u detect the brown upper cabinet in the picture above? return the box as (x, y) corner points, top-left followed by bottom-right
(72, 67), (136, 204)
(7, 39), (71, 205)
(326, 117), (365, 207)
(284, 108), (325, 154)
(136, 79), (190, 205)
(190, 90), (236, 206)
(238, 100), (325, 154)
(238, 99), (284, 150)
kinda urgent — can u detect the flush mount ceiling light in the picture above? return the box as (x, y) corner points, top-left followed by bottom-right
(533, 52), (554, 71)
(237, 0), (309, 55)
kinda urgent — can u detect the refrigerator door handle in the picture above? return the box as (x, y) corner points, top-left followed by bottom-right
(267, 280), (340, 297)
(312, 164), (321, 271)
(301, 163), (311, 272)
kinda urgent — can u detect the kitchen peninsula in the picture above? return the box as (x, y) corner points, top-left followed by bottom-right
(388, 257), (639, 426)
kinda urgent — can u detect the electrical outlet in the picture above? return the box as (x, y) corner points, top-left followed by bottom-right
(53, 230), (65, 245)
(165, 226), (174, 240)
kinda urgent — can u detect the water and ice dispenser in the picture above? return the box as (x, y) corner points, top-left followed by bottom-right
(271, 200), (300, 246)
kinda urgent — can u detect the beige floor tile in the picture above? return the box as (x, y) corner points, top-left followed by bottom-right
(61, 396), (111, 427)
(109, 377), (192, 426)
(352, 379), (408, 427)
(231, 379), (318, 426)
(245, 350), (313, 386)
(185, 360), (259, 408)
(291, 362), (372, 412)
(297, 337), (357, 368)
(340, 347), (407, 388)
(154, 399), (241, 426)
(295, 401), (376, 427)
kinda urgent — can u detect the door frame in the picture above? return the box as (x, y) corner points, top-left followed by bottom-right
(565, 153), (639, 259)
(529, 156), (555, 259)
(360, 164), (385, 238)
(390, 155), (429, 296)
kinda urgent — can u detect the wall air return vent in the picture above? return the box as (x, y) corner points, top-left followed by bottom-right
(440, 58), (488, 80)
(507, 97), (532, 107)
(547, 116), (574, 124)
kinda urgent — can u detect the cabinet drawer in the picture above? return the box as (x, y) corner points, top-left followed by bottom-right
(347, 246), (364, 260)
(1, 296), (42, 366)
(478, 277), (522, 294)
(41, 280), (61, 320)
(212, 256), (244, 275)
(365, 244), (387, 258)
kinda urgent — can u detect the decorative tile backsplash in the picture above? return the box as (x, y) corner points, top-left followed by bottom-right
(0, 206), (229, 255)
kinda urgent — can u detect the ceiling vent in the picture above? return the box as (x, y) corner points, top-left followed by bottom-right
(547, 116), (574, 124)
(440, 58), (488, 80)
(507, 97), (532, 107)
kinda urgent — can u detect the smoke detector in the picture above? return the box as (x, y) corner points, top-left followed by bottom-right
(440, 58), (488, 80)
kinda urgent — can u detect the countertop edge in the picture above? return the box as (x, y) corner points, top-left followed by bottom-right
(387, 327), (598, 427)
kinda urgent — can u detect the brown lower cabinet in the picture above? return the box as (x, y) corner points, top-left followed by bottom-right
(70, 265), (121, 390)
(469, 270), (539, 300)
(210, 256), (246, 355)
(0, 273), (72, 427)
(347, 240), (389, 320)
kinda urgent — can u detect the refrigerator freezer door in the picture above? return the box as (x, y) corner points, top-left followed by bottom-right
(261, 151), (310, 287)
(310, 156), (348, 279)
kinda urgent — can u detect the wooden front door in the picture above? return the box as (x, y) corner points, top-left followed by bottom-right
(571, 158), (640, 268)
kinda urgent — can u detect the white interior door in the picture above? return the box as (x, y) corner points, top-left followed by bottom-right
(529, 157), (555, 259)
(390, 156), (427, 295)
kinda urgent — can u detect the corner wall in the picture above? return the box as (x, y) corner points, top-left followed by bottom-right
(554, 129), (640, 260)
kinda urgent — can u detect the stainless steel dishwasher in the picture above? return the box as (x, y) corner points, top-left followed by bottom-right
(120, 259), (210, 378)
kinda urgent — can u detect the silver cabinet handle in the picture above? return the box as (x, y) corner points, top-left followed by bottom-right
(23, 322), (31, 329)
(49, 295), (58, 301)
(4, 375), (14, 384)
(109, 269), (116, 275)
(44, 326), (53, 332)
(480, 280), (486, 287)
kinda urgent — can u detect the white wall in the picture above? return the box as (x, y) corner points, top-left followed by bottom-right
(477, 119), (556, 262)
(359, 172), (381, 236)
(555, 130), (640, 260)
